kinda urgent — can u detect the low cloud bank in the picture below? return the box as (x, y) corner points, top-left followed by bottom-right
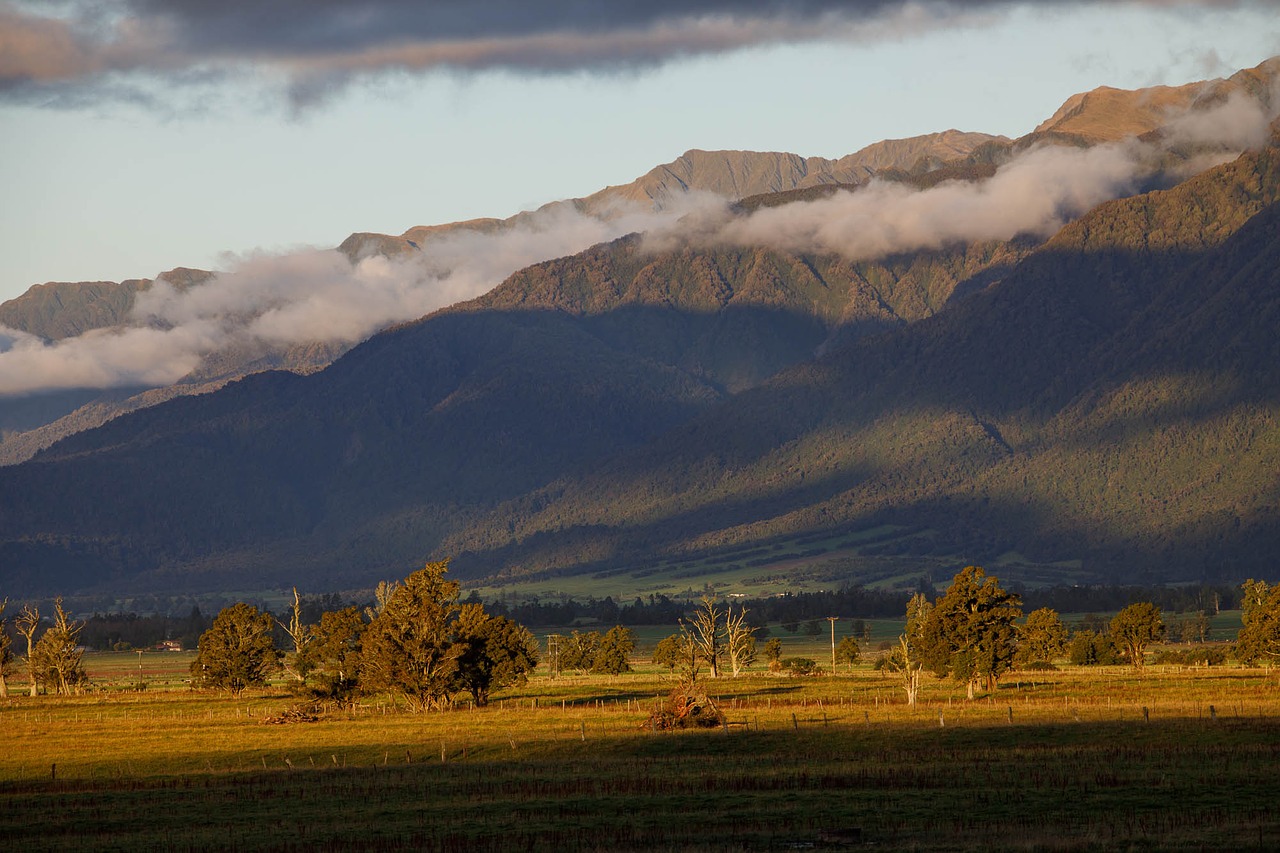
(0, 201), (692, 396)
(2, 84), (1274, 399)
(693, 89), (1278, 261)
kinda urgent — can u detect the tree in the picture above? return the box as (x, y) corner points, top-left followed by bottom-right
(30, 598), (88, 695)
(592, 626), (635, 675)
(882, 593), (930, 706)
(725, 606), (756, 676)
(191, 603), (280, 695)
(298, 605), (365, 701)
(920, 566), (1022, 698)
(655, 630), (704, 681)
(559, 630), (602, 674)
(360, 561), (463, 711)
(652, 634), (687, 673)
(802, 619), (823, 637)
(15, 604), (40, 697)
(454, 604), (540, 706)
(1016, 608), (1067, 666)
(1235, 579), (1280, 665)
(763, 637), (783, 671)
(276, 587), (313, 684)
(1110, 602), (1164, 672)
(688, 597), (725, 678)
(1068, 630), (1121, 666)
(1178, 611), (1212, 644)
(0, 599), (12, 698)
(835, 636), (860, 672)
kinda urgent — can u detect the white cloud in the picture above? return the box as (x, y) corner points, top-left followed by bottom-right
(0, 200), (696, 396)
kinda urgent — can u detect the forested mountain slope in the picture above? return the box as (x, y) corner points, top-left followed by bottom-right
(441, 143), (1280, 586)
(0, 226), (1030, 594)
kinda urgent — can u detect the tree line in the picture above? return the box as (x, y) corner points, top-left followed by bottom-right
(2, 565), (1278, 706)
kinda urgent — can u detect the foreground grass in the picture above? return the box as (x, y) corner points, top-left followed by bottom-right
(3, 665), (1279, 851)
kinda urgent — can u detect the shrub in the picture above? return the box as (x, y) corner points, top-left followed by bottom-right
(782, 657), (818, 676)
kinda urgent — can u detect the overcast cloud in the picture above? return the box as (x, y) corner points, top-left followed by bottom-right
(1, 0), (1263, 107)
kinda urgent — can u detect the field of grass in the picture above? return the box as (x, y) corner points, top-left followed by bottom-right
(4, 650), (1279, 851)
(469, 523), (1104, 603)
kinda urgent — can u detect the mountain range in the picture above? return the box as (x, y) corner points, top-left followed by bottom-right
(1, 58), (1278, 599)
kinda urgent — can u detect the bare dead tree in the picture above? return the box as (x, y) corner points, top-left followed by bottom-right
(0, 599), (11, 698)
(725, 605), (756, 677)
(14, 603), (40, 697)
(277, 587), (312, 683)
(688, 597), (725, 679)
(884, 593), (931, 707)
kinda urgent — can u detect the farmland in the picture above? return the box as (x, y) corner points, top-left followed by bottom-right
(3, 649), (1279, 851)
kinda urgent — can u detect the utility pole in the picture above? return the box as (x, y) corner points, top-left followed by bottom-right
(828, 617), (839, 675)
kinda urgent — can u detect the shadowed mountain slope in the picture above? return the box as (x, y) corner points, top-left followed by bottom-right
(438, 144), (1280, 586)
(0, 228), (1030, 595)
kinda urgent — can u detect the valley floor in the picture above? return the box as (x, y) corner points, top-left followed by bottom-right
(3, 659), (1279, 851)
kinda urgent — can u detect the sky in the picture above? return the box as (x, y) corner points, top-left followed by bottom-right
(1, 0), (1278, 307)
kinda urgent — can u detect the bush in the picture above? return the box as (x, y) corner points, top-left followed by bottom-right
(1153, 647), (1228, 666)
(1022, 661), (1059, 671)
(781, 657), (818, 676)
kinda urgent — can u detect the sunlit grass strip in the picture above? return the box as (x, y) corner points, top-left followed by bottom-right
(4, 665), (1279, 851)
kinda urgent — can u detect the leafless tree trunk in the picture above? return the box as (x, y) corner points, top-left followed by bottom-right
(0, 598), (10, 698)
(899, 634), (922, 707)
(689, 597), (724, 679)
(277, 587), (310, 683)
(725, 606), (755, 677)
(15, 604), (39, 697)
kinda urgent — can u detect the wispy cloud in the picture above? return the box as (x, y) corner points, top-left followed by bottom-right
(1, 0), (1259, 108)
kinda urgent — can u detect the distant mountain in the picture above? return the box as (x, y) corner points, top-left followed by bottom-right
(443, 141), (1280, 587)
(1034, 58), (1280, 143)
(0, 225), (1034, 595)
(0, 267), (214, 341)
(2, 59), (1278, 599)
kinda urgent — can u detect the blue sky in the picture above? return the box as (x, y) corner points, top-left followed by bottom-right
(1, 1), (1277, 303)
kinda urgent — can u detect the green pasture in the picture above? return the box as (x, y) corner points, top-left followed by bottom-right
(3, 653), (1279, 851)
(469, 523), (1101, 602)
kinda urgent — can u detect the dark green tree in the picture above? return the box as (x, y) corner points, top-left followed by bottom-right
(1016, 608), (1068, 666)
(652, 632), (698, 680)
(592, 626), (635, 676)
(559, 630), (602, 674)
(360, 561), (463, 711)
(920, 566), (1022, 698)
(1235, 579), (1280, 665)
(835, 636), (860, 672)
(763, 636), (784, 671)
(1110, 602), (1164, 672)
(298, 605), (366, 701)
(454, 604), (540, 705)
(191, 602), (280, 695)
(1067, 629), (1121, 666)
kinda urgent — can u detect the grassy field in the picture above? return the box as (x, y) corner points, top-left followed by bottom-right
(3, 649), (1279, 852)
